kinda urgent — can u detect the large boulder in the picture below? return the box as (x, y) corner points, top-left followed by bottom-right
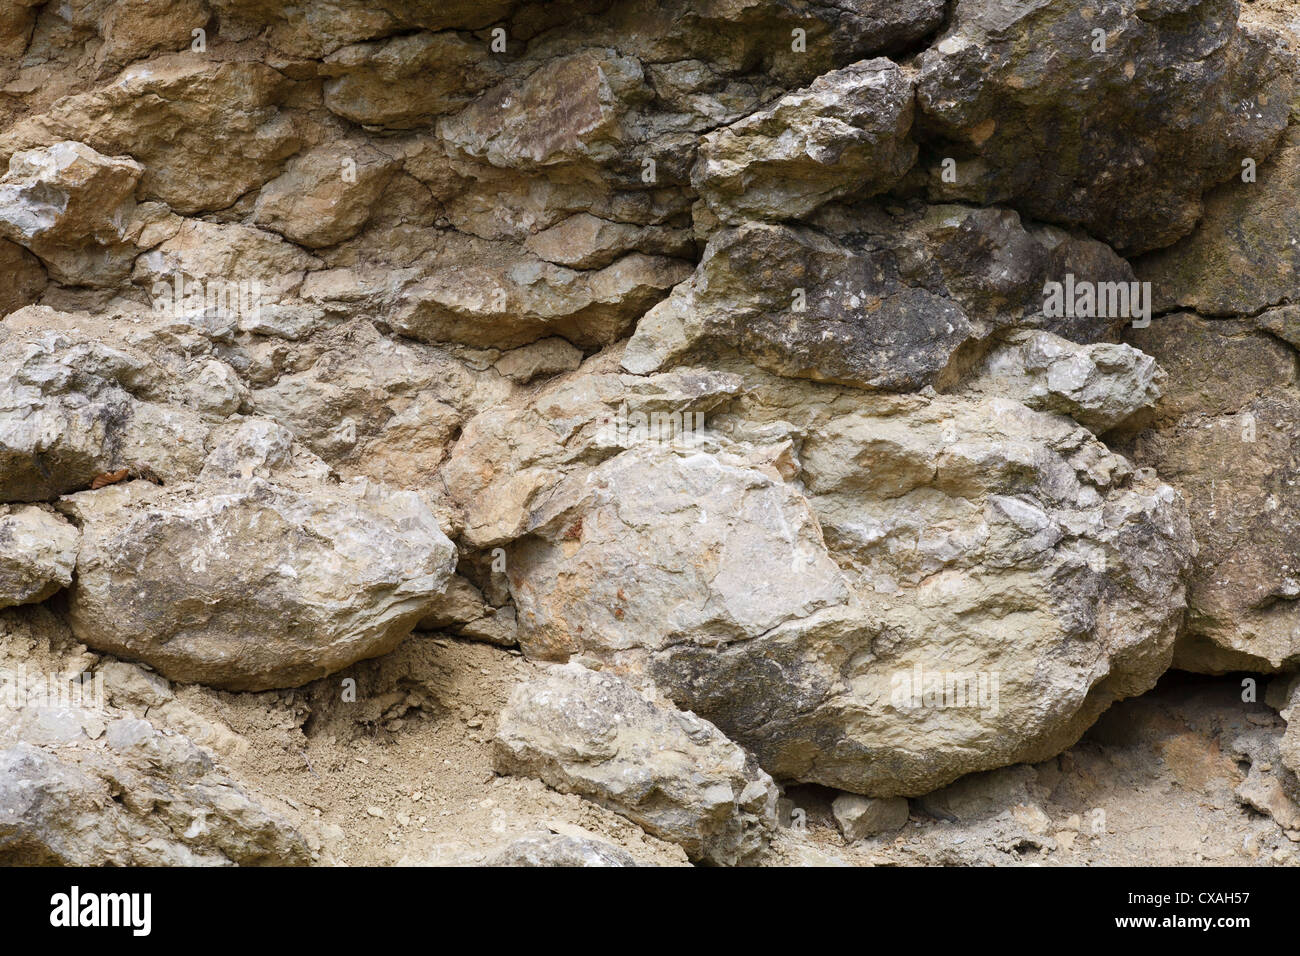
(60, 455), (457, 690)
(499, 387), (1194, 796)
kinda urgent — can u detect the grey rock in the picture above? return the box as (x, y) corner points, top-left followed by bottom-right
(915, 0), (1293, 254)
(494, 663), (778, 865)
(832, 793), (910, 841)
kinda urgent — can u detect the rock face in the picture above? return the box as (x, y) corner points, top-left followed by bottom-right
(1138, 121), (1300, 315)
(1122, 314), (1300, 673)
(0, 0), (1297, 868)
(62, 473), (457, 691)
(0, 57), (300, 214)
(495, 663), (779, 865)
(915, 0), (1293, 254)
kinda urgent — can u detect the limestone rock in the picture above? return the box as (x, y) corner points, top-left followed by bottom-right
(501, 388), (1194, 796)
(915, 0), (1293, 254)
(494, 663), (778, 865)
(832, 793), (909, 841)
(972, 330), (1165, 433)
(439, 50), (651, 172)
(392, 244), (693, 351)
(249, 318), (509, 486)
(0, 328), (208, 501)
(523, 214), (694, 271)
(443, 361), (744, 548)
(321, 32), (502, 129)
(0, 57), (300, 214)
(132, 218), (322, 306)
(0, 716), (309, 865)
(252, 143), (398, 249)
(97, 0), (210, 71)
(1124, 314), (1300, 672)
(0, 240), (45, 317)
(482, 831), (638, 867)
(61, 476), (457, 690)
(0, 141), (144, 286)
(0, 505), (79, 608)
(1138, 121), (1300, 315)
(494, 338), (584, 384)
(624, 204), (1136, 389)
(694, 59), (916, 225)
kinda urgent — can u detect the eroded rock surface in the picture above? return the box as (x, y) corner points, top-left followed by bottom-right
(495, 663), (778, 865)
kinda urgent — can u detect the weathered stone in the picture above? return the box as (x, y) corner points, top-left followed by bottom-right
(253, 143), (398, 249)
(0, 717), (309, 865)
(832, 793), (909, 841)
(321, 32), (502, 129)
(0, 141), (144, 286)
(482, 831), (638, 867)
(494, 663), (778, 865)
(0, 0), (40, 60)
(208, 0), (516, 59)
(915, 0), (1293, 254)
(523, 214), (694, 271)
(971, 330), (1165, 433)
(439, 50), (651, 172)
(250, 318), (509, 486)
(493, 338), (584, 384)
(132, 218), (322, 306)
(0, 505), (79, 608)
(0, 240), (45, 317)
(61, 474), (457, 691)
(0, 57), (300, 214)
(624, 204), (1135, 389)
(1138, 121), (1300, 314)
(0, 327), (208, 501)
(694, 59), (916, 225)
(97, 0), (210, 71)
(501, 386), (1193, 796)
(392, 244), (692, 350)
(1123, 314), (1300, 672)
(443, 360), (744, 548)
